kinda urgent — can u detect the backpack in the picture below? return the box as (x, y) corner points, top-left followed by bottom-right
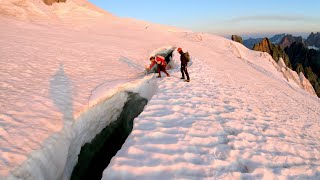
(184, 52), (190, 62)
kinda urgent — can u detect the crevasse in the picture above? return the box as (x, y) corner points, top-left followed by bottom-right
(9, 75), (157, 180)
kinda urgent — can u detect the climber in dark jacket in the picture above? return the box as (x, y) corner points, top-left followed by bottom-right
(177, 47), (190, 82)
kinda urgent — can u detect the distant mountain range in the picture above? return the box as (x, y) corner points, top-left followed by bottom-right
(243, 33), (285, 49)
(232, 32), (320, 97)
(243, 32), (320, 50)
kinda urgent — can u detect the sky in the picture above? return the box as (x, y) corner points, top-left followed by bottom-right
(89, 0), (320, 38)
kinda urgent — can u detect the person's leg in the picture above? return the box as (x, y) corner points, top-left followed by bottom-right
(160, 65), (170, 77)
(163, 69), (170, 77)
(180, 65), (185, 79)
(184, 67), (190, 80)
(157, 66), (161, 78)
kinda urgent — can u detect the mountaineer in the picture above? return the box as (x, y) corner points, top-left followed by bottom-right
(177, 47), (190, 82)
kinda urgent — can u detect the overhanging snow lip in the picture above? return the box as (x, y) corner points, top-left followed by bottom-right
(149, 46), (177, 58)
(8, 75), (158, 180)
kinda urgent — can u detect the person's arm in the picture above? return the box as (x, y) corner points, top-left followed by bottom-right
(148, 61), (156, 69)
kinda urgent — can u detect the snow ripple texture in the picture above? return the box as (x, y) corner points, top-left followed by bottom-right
(104, 58), (320, 179)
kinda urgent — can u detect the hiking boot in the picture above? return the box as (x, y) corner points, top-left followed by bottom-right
(184, 79), (190, 82)
(167, 74), (170, 77)
(157, 76), (161, 78)
(180, 77), (185, 79)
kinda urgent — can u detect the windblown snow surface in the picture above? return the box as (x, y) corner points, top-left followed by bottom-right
(1, 1), (320, 179)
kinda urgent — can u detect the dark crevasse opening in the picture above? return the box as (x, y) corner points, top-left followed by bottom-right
(70, 92), (148, 180)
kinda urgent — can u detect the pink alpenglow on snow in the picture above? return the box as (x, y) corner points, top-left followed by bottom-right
(103, 41), (320, 179)
(0, 0), (319, 179)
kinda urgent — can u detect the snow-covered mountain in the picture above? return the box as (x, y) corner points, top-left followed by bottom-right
(1, 1), (320, 179)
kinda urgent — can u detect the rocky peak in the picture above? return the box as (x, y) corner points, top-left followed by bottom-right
(253, 38), (272, 54)
(231, 35), (243, 44)
(306, 32), (320, 48)
(253, 38), (291, 67)
(279, 34), (304, 48)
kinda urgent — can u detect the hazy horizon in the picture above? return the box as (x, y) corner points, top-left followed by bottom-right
(221, 31), (312, 40)
(88, 0), (320, 38)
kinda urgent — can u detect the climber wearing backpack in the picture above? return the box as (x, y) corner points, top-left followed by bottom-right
(177, 47), (190, 82)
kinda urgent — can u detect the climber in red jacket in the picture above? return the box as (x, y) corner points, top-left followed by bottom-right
(147, 56), (170, 78)
(155, 55), (170, 78)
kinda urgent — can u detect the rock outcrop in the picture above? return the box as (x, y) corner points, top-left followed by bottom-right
(43, 0), (66, 5)
(253, 38), (291, 68)
(231, 35), (243, 44)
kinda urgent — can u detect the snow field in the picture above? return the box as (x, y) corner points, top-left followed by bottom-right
(104, 53), (320, 179)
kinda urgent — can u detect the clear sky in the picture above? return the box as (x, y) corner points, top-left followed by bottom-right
(89, 0), (320, 38)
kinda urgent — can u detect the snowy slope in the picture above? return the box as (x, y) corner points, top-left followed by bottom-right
(103, 37), (320, 179)
(1, 1), (320, 180)
(0, 3), (188, 178)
